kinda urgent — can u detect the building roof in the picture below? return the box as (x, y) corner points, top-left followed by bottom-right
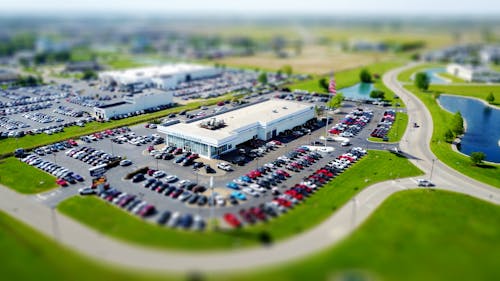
(99, 63), (212, 83)
(160, 99), (314, 146)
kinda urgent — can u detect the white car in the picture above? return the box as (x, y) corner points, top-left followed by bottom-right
(165, 175), (178, 183)
(216, 196), (226, 206)
(242, 187), (259, 197)
(119, 159), (132, 166)
(417, 179), (434, 187)
(217, 162), (233, 171)
(78, 187), (96, 195)
(152, 170), (166, 178)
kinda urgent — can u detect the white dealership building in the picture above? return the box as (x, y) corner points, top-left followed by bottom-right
(98, 63), (220, 89)
(157, 99), (316, 159)
(93, 90), (173, 120)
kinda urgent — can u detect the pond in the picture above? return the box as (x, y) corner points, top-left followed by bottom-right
(412, 68), (449, 84)
(339, 82), (376, 101)
(438, 95), (500, 163)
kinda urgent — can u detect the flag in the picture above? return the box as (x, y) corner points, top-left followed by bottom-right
(328, 73), (337, 95)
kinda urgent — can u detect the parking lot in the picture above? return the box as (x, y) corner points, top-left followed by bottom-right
(25, 94), (401, 230)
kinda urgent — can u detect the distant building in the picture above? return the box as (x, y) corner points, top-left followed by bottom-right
(446, 63), (500, 82)
(98, 63), (220, 90)
(480, 45), (500, 65)
(65, 61), (101, 72)
(0, 69), (19, 83)
(93, 90), (173, 120)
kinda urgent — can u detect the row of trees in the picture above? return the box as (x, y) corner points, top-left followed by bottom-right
(14, 75), (43, 87)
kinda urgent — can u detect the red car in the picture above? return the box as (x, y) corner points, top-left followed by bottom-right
(223, 213), (242, 228)
(285, 190), (303, 200)
(67, 139), (78, 146)
(249, 207), (266, 221)
(147, 169), (157, 176)
(273, 198), (292, 208)
(239, 209), (256, 224)
(271, 140), (282, 145)
(56, 178), (68, 187)
(138, 204), (155, 217)
(276, 170), (290, 177)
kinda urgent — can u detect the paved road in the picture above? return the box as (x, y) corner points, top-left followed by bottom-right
(1, 63), (499, 273)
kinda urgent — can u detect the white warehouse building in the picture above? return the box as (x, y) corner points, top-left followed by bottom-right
(446, 63), (500, 82)
(157, 100), (316, 159)
(98, 63), (220, 90)
(94, 90), (173, 120)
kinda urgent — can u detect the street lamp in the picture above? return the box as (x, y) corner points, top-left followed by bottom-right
(430, 159), (436, 181)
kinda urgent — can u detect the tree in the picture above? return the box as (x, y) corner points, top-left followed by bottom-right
(370, 90), (385, 100)
(258, 72), (268, 84)
(444, 128), (455, 143)
(359, 69), (372, 83)
(82, 70), (97, 80)
(470, 152), (486, 166)
(318, 77), (329, 92)
(282, 65), (293, 76)
(486, 92), (495, 103)
(327, 93), (344, 109)
(415, 72), (430, 91)
(451, 111), (464, 135)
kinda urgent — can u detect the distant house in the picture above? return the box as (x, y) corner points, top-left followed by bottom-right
(0, 69), (19, 83)
(446, 63), (500, 82)
(65, 61), (101, 72)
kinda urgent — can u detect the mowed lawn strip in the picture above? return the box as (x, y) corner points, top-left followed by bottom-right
(369, 112), (408, 143)
(428, 84), (500, 106)
(0, 157), (57, 194)
(405, 85), (500, 187)
(216, 190), (500, 281)
(58, 150), (423, 250)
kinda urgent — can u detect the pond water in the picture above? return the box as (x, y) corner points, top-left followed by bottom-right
(339, 83), (376, 101)
(412, 68), (449, 84)
(438, 95), (500, 163)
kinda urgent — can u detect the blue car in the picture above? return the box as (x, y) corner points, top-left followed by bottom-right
(240, 175), (252, 183)
(174, 156), (186, 163)
(226, 182), (240, 190)
(230, 191), (247, 201)
(73, 174), (84, 182)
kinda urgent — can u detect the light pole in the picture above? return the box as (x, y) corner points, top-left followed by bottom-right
(430, 159), (436, 182)
(209, 176), (215, 231)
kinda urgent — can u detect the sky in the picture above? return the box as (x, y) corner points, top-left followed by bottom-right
(2, 0), (499, 16)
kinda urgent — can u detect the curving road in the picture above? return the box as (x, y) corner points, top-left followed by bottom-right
(1, 63), (499, 273)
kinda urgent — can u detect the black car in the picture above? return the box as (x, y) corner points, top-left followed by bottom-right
(197, 195), (207, 206)
(205, 165), (216, 174)
(193, 162), (204, 169)
(157, 210), (171, 225)
(187, 194), (199, 204)
(132, 173), (145, 182)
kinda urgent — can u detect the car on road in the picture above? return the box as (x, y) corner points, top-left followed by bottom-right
(417, 179), (434, 187)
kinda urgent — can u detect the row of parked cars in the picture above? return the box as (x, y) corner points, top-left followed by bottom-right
(0, 116), (29, 131)
(130, 170), (215, 209)
(0, 101), (52, 116)
(23, 111), (62, 124)
(370, 109), (396, 140)
(329, 108), (373, 137)
(108, 104), (174, 121)
(113, 132), (164, 146)
(33, 139), (78, 156)
(80, 186), (157, 218)
(20, 154), (85, 187)
(80, 127), (131, 143)
(66, 146), (120, 167)
(223, 147), (367, 228)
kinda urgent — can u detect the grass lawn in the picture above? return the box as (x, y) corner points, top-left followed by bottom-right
(216, 189), (500, 281)
(0, 94), (236, 156)
(428, 84), (500, 106)
(405, 85), (500, 187)
(369, 112), (408, 142)
(4, 190), (500, 281)
(490, 64), (500, 72)
(0, 157), (57, 193)
(290, 60), (405, 94)
(436, 72), (466, 83)
(58, 150), (423, 250)
(397, 62), (444, 82)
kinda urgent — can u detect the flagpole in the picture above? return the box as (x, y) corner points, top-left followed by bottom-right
(324, 71), (334, 148)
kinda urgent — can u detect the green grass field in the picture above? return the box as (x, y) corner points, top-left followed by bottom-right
(397, 63), (443, 82)
(405, 85), (500, 187)
(0, 157), (57, 193)
(0, 94), (236, 156)
(4, 189), (500, 281)
(58, 150), (423, 250)
(428, 84), (500, 106)
(215, 190), (500, 281)
(290, 61), (404, 94)
(436, 72), (466, 83)
(369, 112), (408, 142)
